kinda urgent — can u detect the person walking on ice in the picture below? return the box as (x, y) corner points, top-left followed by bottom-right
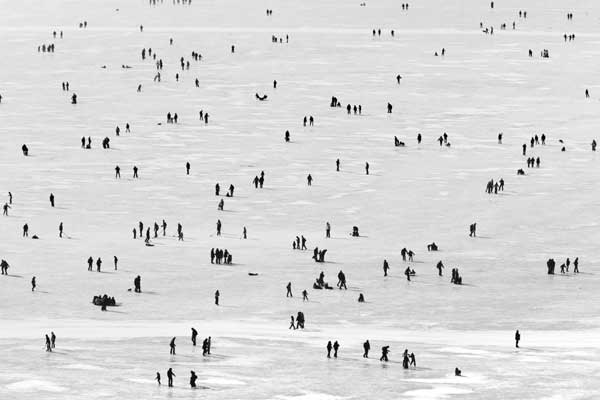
(170, 337), (176, 355)
(515, 330), (521, 348)
(286, 282), (293, 297)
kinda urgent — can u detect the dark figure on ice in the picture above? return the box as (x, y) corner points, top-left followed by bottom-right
(167, 368), (175, 387)
(380, 346), (390, 362)
(134, 275), (141, 293)
(327, 341), (332, 358)
(286, 282), (293, 297)
(190, 371), (198, 388)
(215, 290), (220, 305)
(191, 328), (198, 346)
(515, 330), (520, 348)
(170, 337), (176, 355)
(363, 340), (370, 358)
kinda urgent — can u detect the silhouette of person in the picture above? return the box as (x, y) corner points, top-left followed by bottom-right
(170, 337), (176, 355)
(167, 368), (175, 387)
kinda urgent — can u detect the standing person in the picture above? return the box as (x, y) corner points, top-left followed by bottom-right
(133, 166), (139, 178)
(326, 341), (332, 358)
(207, 336), (211, 354)
(167, 368), (175, 387)
(45, 334), (52, 352)
(114, 256), (118, 270)
(2, 203), (9, 216)
(286, 282), (293, 297)
(409, 352), (416, 366)
(59, 222), (63, 237)
(326, 222), (331, 238)
(134, 275), (141, 293)
(87, 256), (93, 271)
(363, 340), (370, 358)
(51, 332), (56, 349)
(302, 290), (308, 301)
(23, 223), (29, 237)
(383, 260), (390, 276)
(215, 290), (220, 305)
(162, 219), (167, 236)
(336, 158), (340, 171)
(515, 330), (521, 348)
(115, 165), (121, 178)
(216, 220), (222, 236)
(31, 276), (36, 291)
(49, 193), (55, 207)
(574, 257), (579, 273)
(170, 337), (176, 355)
(307, 174), (313, 186)
(365, 162), (369, 175)
(190, 371), (198, 388)
(186, 162), (190, 175)
(289, 315), (296, 329)
(380, 346), (390, 362)
(191, 328), (198, 346)
(96, 257), (102, 272)
(333, 341), (340, 358)
(243, 226), (247, 239)
(155, 372), (161, 385)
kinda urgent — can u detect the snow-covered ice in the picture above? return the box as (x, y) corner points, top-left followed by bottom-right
(1, 0), (600, 398)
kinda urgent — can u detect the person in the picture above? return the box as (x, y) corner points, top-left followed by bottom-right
(302, 289), (308, 301)
(243, 226), (247, 239)
(363, 340), (370, 358)
(333, 341), (340, 358)
(436, 261), (444, 276)
(286, 282), (293, 297)
(186, 162), (190, 175)
(115, 165), (121, 178)
(574, 257), (579, 273)
(191, 327), (198, 346)
(396, 74), (402, 84)
(289, 315), (296, 329)
(417, 133), (422, 144)
(45, 334), (52, 352)
(190, 371), (198, 388)
(307, 174), (313, 186)
(23, 223), (29, 237)
(133, 166), (138, 178)
(31, 276), (36, 291)
(387, 102), (392, 113)
(586, 89), (590, 98)
(155, 372), (161, 385)
(383, 259), (390, 276)
(215, 290), (220, 305)
(365, 162), (369, 175)
(515, 330), (520, 348)
(405, 266), (411, 281)
(358, 293), (365, 302)
(0, 259), (9, 275)
(2, 202), (9, 216)
(134, 275), (141, 293)
(51, 332), (56, 348)
(162, 219), (167, 236)
(285, 130), (290, 142)
(59, 222), (63, 237)
(22, 144), (29, 156)
(167, 368), (175, 387)
(273, 80), (277, 89)
(170, 337), (176, 355)
(455, 367), (461, 376)
(216, 219), (221, 236)
(326, 341), (332, 358)
(410, 352), (416, 366)
(336, 158), (340, 171)
(49, 193), (55, 207)
(96, 257), (102, 272)
(113, 256), (118, 270)
(380, 346), (390, 362)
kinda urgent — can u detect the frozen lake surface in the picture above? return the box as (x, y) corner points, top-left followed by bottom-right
(1, 0), (600, 398)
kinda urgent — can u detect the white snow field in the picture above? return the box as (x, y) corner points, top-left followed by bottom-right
(2, 0), (600, 398)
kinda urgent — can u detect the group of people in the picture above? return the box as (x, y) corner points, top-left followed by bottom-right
(485, 178), (504, 194)
(92, 294), (117, 310)
(547, 257), (579, 274)
(210, 248), (233, 264)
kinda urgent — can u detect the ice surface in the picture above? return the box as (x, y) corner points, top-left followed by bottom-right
(1, 0), (600, 398)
